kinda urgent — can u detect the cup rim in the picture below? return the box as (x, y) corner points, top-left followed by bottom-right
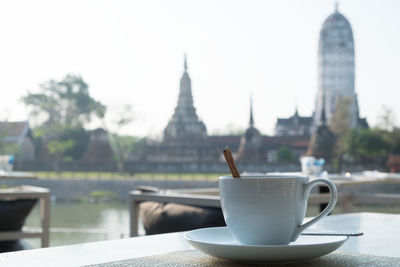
(219, 175), (309, 180)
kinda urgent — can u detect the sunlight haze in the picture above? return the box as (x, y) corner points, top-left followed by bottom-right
(0, 0), (399, 137)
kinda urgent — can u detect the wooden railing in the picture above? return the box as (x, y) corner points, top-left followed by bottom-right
(129, 188), (400, 236)
(0, 185), (51, 247)
(311, 193), (400, 213)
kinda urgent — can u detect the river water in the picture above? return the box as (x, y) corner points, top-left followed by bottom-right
(24, 202), (144, 248)
(23, 202), (400, 249)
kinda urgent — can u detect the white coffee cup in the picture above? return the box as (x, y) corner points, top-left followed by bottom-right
(219, 175), (337, 245)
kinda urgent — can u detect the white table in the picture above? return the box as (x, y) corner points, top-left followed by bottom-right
(0, 213), (398, 267)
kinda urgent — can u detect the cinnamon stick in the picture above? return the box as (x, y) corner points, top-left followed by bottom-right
(223, 147), (241, 178)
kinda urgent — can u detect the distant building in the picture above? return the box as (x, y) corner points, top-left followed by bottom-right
(139, 5), (370, 171)
(142, 56), (209, 164)
(82, 128), (114, 163)
(0, 121), (35, 161)
(134, 57), (309, 171)
(163, 55), (208, 145)
(314, 5), (367, 129)
(12, 5), (372, 173)
(276, 5), (368, 136)
(236, 98), (266, 163)
(307, 100), (336, 162)
(275, 109), (313, 136)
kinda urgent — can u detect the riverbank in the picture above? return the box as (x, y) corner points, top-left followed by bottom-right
(1, 178), (219, 202)
(2, 177), (400, 202)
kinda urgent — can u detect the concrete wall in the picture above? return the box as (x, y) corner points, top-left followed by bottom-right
(1, 179), (218, 202)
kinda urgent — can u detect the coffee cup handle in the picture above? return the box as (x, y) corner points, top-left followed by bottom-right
(291, 178), (337, 242)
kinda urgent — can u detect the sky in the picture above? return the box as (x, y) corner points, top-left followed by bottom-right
(0, 0), (399, 137)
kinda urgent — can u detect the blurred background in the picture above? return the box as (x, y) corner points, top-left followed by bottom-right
(0, 0), (399, 249)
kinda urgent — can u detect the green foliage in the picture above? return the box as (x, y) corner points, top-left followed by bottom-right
(329, 97), (353, 170)
(0, 143), (18, 155)
(89, 190), (116, 198)
(276, 146), (296, 163)
(343, 128), (389, 162)
(34, 125), (90, 161)
(330, 104), (400, 167)
(378, 106), (396, 131)
(380, 127), (400, 155)
(22, 74), (105, 162)
(0, 129), (19, 155)
(110, 135), (136, 157)
(22, 74), (106, 128)
(47, 139), (74, 159)
(103, 104), (136, 172)
(330, 97), (353, 136)
(59, 127), (90, 160)
(89, 190), (117, 202)
(109, 135), (148, 157)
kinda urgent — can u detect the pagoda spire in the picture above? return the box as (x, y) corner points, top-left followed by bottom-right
(249, 95), (254, 127)
(163, 55), (207, 143)
(237, 94), (262, 162)
(184, 53), (188, 73)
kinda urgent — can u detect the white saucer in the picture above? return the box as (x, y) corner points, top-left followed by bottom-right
(184, 227), (348, 263)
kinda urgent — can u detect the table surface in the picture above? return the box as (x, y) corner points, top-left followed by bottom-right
(0, 212), (398, 267)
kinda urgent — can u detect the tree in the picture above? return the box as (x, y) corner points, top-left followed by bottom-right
(46, 138), (74, 162)
(58, 127), (90, 160)
(376, 127), (400, 155)
(376, 106), (400, 155)
(22, 74), (105, 163)
(22, 74), (106, 128)
(276, 146), (296, 163)
(378, 106), (396, 132)
(0, 127), (19, 155)
(343, 128), (389, 163)
(329, 97), (353, 171)
(330, 97), (352, 137)
(102, 104), (135, 173)
(0, 140), (18, 156)
(387, 128), (400, 155)
(32, 123), (90, 162)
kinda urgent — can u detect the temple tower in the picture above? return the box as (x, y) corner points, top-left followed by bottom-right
(237, 96), (264, 163)
(163, 55), (207, 144)
(314, 5), (360, 128)
(308, 96), (335, 162)
(242, 96), (261, 146)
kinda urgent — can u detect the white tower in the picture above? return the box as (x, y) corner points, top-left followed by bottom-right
(314, 5), (360, 128)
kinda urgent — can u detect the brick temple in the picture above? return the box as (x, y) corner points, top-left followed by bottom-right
(135, 6), (369, 171)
